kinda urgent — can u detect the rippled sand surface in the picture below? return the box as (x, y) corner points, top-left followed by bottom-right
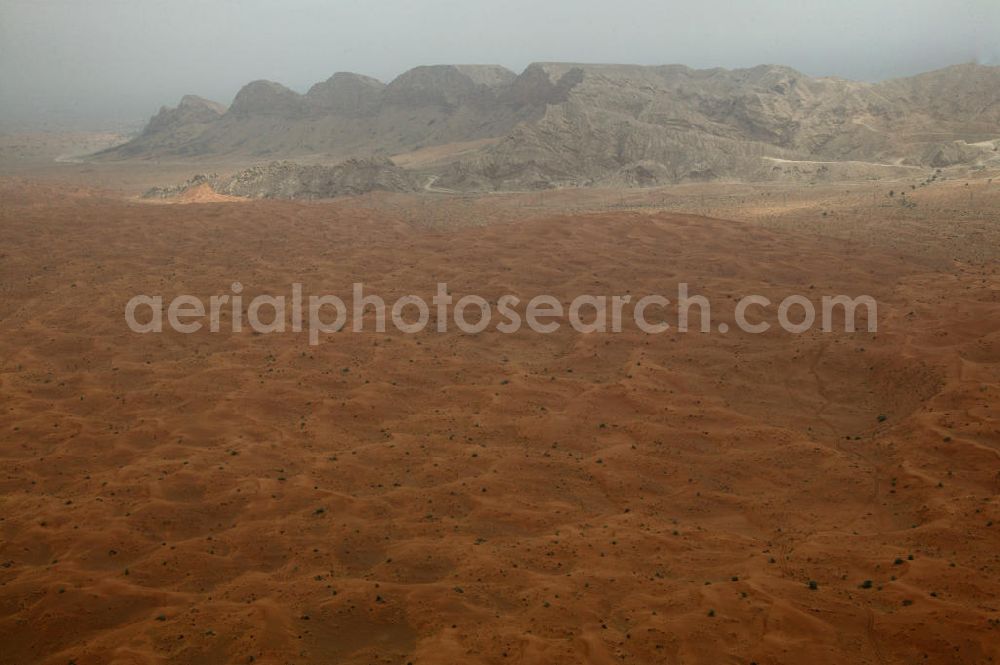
(1, 180), (998, 664)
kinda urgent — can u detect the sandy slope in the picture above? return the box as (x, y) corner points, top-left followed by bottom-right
(0, 180), (997, 664)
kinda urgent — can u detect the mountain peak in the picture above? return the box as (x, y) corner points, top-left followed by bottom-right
(305, 72), (385, 116)
(228, 80), (303, 117)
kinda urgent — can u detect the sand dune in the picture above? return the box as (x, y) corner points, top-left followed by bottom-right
(0, 179), (998, 664)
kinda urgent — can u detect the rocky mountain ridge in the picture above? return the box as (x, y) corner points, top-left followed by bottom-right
(101, 62), (1000, 189)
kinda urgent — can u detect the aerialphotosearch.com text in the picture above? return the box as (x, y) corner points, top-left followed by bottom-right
(125, 282), (878, 345)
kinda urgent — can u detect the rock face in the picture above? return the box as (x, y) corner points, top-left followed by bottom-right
(103, 62), (1000, 187)
(143, 158), (420, 200)
(440, 63), (1000, 189)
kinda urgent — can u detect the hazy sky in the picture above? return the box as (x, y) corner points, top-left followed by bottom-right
(1, 0), (997, 130)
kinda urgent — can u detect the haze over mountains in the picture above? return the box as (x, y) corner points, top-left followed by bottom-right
(98, 62), (1000, 190)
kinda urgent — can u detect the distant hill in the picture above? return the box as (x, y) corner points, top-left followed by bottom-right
(96, 62), (1000, 189)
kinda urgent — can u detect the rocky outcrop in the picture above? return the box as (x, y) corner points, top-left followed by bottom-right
(143, 158), (420, 200)
(142, 173), (217, 199)
(216, 158), (420, 199)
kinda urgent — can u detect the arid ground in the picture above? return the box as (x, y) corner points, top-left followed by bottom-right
(1, 145), (999, 664)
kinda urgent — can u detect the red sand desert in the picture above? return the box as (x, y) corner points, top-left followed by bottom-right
(1, 178), (999, 664)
